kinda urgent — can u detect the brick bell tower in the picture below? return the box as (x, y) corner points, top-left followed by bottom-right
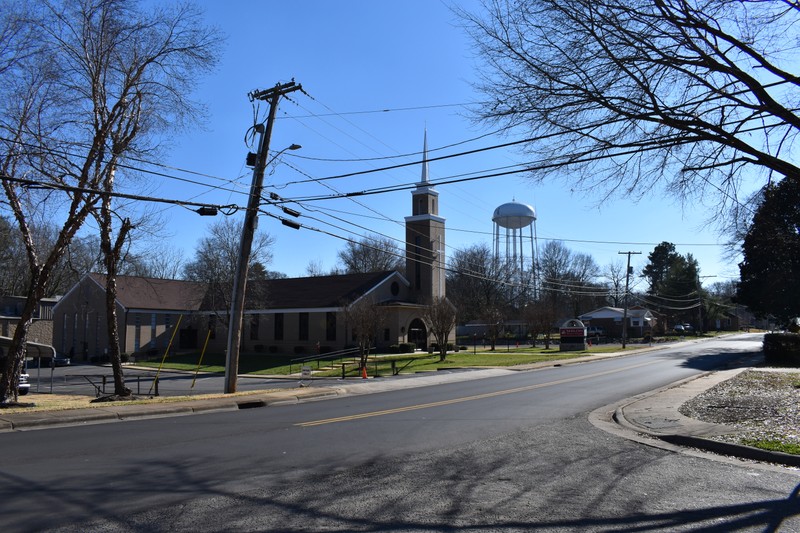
(405, 130), (445, 302)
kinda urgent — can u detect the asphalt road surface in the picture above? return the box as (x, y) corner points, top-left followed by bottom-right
(25, 362), (312, 397)
(2, 333), (798, 532)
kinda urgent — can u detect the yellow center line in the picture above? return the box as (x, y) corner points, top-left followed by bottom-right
(296, 360), (654, 427)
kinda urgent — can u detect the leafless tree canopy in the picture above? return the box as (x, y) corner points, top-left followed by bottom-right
(183, 217), (275, 312)
(337, 233), (404, 274)
(422, 296), (457, 361)
(0, 0), (222, 402)
(343, 296), (387, 369)
(461, 0), (800, 220)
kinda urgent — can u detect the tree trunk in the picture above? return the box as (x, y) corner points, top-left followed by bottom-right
(104, 273), (130, 396)
(0, 306), (33, 403)
(0, 305), (33, 403)
(101, 217), (133, 397)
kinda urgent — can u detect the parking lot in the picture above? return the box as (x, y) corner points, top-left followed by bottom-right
(24, 361), (315, 397)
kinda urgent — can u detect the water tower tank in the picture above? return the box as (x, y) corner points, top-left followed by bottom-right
(492, 201), (536, 229)
(492, 200), (539, 299)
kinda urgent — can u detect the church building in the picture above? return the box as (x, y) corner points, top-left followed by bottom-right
(52, 133), (453, 361)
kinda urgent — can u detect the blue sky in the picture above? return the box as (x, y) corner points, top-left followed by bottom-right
(142, 0), (744, 290)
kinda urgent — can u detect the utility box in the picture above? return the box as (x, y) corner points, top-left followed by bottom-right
(559, 319), (587, 351)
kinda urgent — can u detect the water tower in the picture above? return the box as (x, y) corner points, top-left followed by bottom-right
(492, 200), (538, 298)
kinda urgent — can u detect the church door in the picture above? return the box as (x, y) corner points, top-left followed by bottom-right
(407, 318), (427, 351)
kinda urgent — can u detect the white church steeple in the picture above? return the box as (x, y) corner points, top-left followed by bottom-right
(405, 130), (446, 301)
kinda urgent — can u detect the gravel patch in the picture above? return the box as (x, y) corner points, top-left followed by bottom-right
(680, 368), (800, 450)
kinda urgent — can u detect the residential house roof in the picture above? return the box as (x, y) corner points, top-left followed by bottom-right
(579, 306), (655, 320)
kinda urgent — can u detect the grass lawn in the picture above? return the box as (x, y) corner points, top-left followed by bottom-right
(133, 343), (637, 378)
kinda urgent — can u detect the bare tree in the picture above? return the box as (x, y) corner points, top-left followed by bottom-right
(121, 246), (185, 280)
(0, 0), (221, 403)
(446, 243), (514, 322)
(602, 260), (627, 307)
(460, 0), (800, 225)
(538, 241), (604, 318)
(183, 217), (275, 324)
(423, 296), (457, 362)
(447, 243), (521, 350)
(304, 259), (330, 277)
(343, 296), (387, 373)
(521, 297), (558, 349)
(337, 233), (404, 274)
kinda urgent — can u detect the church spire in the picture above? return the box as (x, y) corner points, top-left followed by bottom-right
(420, 129), (429, 184)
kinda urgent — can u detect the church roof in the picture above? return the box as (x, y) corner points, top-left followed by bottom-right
(252, 270), (399, 310)
(86, 273), (206, 311)
(80, 271), (402, 313)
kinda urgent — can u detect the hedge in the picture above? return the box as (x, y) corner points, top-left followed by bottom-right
(763, 333), (800, 366)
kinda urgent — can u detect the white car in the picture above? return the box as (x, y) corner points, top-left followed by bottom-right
(18, 369), (30, 395)
(18, 358), (30, 395)
(0, 354), (30, 395)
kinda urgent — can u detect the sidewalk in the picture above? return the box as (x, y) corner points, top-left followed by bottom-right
(613, 369), (800, 468)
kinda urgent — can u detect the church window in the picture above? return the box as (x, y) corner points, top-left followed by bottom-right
(274, 313), (284, 340)
(326, 312), (337, 341)
(299, 312), (309, 341)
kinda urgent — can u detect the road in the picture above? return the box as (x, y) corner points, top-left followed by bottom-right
(2, 333), (798, 531)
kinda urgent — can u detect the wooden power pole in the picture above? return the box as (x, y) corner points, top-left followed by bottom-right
(618, 251), (641, 349)
(225, 81), (302, 394)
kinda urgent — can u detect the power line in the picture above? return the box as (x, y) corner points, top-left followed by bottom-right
(0, 174), (241, 215)
(277, 101), (477, 119)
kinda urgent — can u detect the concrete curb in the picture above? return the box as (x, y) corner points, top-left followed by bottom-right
(0, 388), (348, 431)
(612, 370), (800, 468)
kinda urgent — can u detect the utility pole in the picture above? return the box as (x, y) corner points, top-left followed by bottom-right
(618, 251), (641, 349)
(225, 81), (302, 394)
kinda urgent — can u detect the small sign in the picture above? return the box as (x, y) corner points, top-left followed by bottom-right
(560, 327), (586, 337)
(301, 366), (312, 379)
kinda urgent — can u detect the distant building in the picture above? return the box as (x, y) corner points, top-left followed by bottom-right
(578, 306), (657, 339)
(0, 295), (58, 346)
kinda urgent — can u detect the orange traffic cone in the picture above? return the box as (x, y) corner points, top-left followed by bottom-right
(361, 366), (368, 379)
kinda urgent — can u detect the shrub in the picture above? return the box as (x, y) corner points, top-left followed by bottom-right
(268, 345), (278, 354)
(387, 345), (400, 354)
(763, 333), (800, 366)
(254, 344), (264, 353)
(398, 342), (416, 353)
(293, 345), (306, 354)
(120, 353), (130, 363)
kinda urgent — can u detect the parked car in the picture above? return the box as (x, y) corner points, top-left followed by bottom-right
(18, 365), (30, 395)
(682, 324), (694, 332)
(51, 354), (71, 367)
(673, 324), (685, 332)
(0, 353), (30, 395)
(33, 355), (71, 368)
(587, 326), (606, 337)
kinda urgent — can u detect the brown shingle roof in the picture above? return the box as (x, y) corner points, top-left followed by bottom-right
(253, 271), (397, 309)
(88, 273), (206, 311)
(89, 271), (400, 312)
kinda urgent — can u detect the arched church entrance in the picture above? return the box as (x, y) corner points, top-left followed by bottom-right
(407, 318), (427, 351)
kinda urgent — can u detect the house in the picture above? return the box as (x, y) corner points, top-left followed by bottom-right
(53, 132), (453, 361)
(578, 306), (657, 339)
(0, 295), (59, 346)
